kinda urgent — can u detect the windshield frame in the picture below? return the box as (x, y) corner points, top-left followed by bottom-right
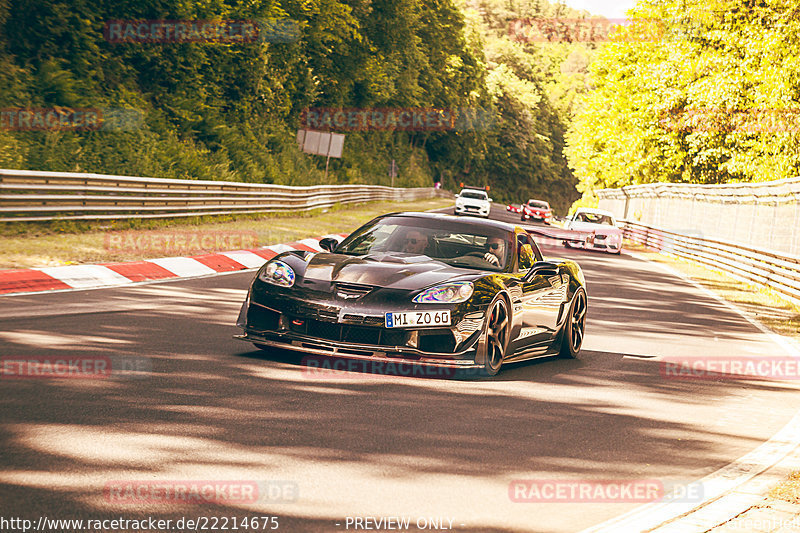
(527, 200), (549, 209)
(460, 190), (489, 200)
(574, 211), (616, 226)
(334, 215), (514, 272)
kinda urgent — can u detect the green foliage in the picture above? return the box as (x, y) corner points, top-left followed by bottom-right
(426, 0), (591, 212)
(0, 0), (585, 213)
(567, 0), (800, 209)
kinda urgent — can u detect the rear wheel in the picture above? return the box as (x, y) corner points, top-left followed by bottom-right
(479, 296), (510, 376)
(559, 289), (587, 359)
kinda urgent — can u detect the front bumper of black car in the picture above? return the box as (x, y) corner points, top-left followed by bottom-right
(235, 296), (485, 369)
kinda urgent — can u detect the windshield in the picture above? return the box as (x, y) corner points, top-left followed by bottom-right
(460, 191), (488, 200)
(575, 212), (615, 225)
(335, 215), (512, 271)
(528, 201), (549, 209)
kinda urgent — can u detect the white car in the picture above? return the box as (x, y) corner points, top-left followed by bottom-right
(454, 188), (492, 218)
(565, 208), (623, 254)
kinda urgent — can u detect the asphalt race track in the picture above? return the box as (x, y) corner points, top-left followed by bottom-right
(2, 205), (800, 532)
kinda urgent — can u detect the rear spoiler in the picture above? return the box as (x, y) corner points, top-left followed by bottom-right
(525, 226), (592, 244)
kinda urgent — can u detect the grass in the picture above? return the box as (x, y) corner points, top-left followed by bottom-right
(625, 240), (800, 505)
(0, 198), (452, 269)
(769, 472), (800, 504)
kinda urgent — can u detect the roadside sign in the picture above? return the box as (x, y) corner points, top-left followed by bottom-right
(328, 133), (345, 158)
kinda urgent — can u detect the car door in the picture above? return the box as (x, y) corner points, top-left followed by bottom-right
(507, 233), (565, 359)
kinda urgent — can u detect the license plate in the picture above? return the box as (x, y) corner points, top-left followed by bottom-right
(385, 310), (451, 328)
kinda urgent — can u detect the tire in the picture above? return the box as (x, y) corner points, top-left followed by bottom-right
(479, 296), (511, 376)
(559, 288), (587, 359)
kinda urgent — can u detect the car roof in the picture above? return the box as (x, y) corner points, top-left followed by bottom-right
(383, 211), (517, 232)
(574, 207), (615, 217)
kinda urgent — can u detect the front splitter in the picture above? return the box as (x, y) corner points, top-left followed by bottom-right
(234, 332), (482, 370)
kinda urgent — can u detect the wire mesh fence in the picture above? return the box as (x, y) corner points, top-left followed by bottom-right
(597, 178), (800, 256)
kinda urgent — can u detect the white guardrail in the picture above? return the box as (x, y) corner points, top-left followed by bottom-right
(597, 178), (800, 305)
(619, 220), (800, 305)
(0, 169), (449, 222)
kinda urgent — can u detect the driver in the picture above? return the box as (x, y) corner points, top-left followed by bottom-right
(402, 229), (430, 255)
(483, 236), (506, 267)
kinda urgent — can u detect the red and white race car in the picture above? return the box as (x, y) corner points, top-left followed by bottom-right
(564, 208), (623, 254)
(520, 199), (553, 224)
(524, 207), (623, 254)
(506, 204), (521, 214)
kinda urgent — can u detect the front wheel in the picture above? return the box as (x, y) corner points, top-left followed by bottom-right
(559, 289), (587, 359)
(479, 296), (511, 376)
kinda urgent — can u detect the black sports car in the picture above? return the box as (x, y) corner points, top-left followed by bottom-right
(235, 212), (587, 376)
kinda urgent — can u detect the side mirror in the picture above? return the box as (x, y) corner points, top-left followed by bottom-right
(318, 237), (340, 253)
(488, 198), (493, 202)
(526, 261), (559, 279)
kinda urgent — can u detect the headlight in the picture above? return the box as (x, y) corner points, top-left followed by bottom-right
(413, 281), (473, 304)
(258, 260), (295, 287)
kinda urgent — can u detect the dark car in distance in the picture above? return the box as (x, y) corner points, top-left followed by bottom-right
(235, 212), (587, 377)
